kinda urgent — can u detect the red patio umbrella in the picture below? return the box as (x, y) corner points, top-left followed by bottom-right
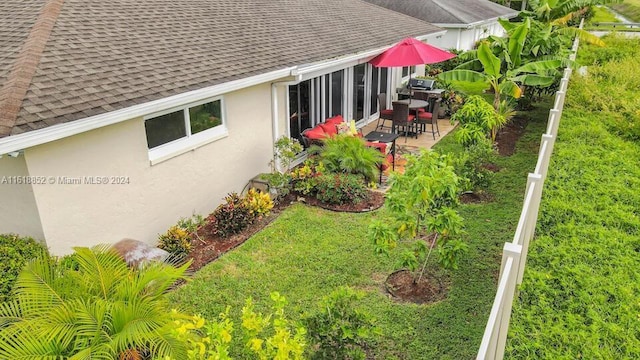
(369, 37), (456, 67)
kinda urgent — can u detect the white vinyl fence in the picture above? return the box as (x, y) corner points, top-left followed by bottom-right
(476, 21), (583, 360)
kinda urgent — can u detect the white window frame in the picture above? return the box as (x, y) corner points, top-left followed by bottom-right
(145, 96), (228, 165)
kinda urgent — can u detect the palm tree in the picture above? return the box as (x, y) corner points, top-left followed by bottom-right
(0, 246), (191, 359)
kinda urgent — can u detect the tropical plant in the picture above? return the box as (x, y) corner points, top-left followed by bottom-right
(311, 134), (383, 183)
(240, 292), (307, 359)
(244, 188), (274, 218)
(370, 150), (467, 281)
(168, 292), (306, 360)
(262, 136), (303, 199)
(206, 192), (254, 238)
(304, 287), (379, 360)
(158, 225), (192, 257)
(452, 95), (504, 143)
(0, 246), (192, 359)
(439, 18), (564, 111)
(0, 233), (46, 302)
(315, 172), (368, 205)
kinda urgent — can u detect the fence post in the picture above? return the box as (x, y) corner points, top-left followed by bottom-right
(517, 174), (542, 285)
(495, 242), (522, 360)
(546, 109), (561, 136)
(554, 91), (566, 112)
(563, 68), (572, 79)
(537, 135), (555, 181)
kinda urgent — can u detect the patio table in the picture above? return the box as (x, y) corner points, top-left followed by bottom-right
(364, 131), (400, 184)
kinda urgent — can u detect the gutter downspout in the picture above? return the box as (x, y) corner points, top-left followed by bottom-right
(270, 75), (302, 171)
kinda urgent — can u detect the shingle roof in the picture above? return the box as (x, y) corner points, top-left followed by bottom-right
(364, 0), (518, 26)
(0, 0), (442, 138)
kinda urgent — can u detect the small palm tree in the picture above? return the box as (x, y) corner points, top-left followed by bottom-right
(0, 246), (191, 359)
(313, 134), (384, 183)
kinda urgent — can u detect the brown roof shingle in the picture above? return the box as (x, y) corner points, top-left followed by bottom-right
(0, 0), (442, 138)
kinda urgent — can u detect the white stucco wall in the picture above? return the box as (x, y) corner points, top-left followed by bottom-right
(429, 21), (508, 51)
(22, 83), (274, 255)
(0, 155), (45, 240)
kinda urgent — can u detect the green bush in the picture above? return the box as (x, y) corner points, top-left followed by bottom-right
(158, 225), (192, 257)
(0, 234), (46, 302)
(313, 134), (383, 183)
(451, 95), (499, 145)
(453, 138), (495, 193)
(304, 287), (379, 360)
(315, 173), (368, 205)
(206, 193), (254, 238)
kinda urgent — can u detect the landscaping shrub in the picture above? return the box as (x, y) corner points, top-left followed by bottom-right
(453, 138), (495, 193)
(304, 287), (379, 360)
(315, 172), (368, 205)
(158, 225), (191, 257)
(0, 233), (46, 302)
(291, 157), (325, 196)
(0, 246), (192, 359)
(171, 292), (306, 359)
(207, 192), (254, 238)
(313, 134), (383, 183)
(451, 95), (499, 146)
(244, 188), (274, 218)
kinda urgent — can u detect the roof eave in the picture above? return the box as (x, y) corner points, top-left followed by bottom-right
(0, 66), (296, 155)
(436, 13), (519, 29)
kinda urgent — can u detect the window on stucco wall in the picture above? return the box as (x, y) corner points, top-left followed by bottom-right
(145, 99), (223, 149)
(144, 97), (227, 165)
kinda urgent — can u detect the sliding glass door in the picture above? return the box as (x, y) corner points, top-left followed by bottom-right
(288, 64), (390, 141)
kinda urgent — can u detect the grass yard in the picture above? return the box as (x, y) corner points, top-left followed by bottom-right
(169, 99), (551, 358)
(611, 0), (640, 22)
(506, 36), (640, 358)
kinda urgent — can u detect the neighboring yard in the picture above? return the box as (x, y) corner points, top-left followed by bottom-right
(169, 97), (552, 358)
(611, 0), (640, 22)
(507, 35), (640, 358)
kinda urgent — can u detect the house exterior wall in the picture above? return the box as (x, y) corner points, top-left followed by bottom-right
(0, 155), (45, 240)
(430, 21), (507, 51)
(22, 83), (274, 255)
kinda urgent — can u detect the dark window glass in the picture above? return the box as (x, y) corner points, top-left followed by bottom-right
(380, 68), (388, 96)
(353, 64), (365, 121)
(145, 110), (186, 148)
(402, 66), (409, 77)
(189, 100), (222, 134)
(370, 67), (379, 116)
(331, 70), (343, 116)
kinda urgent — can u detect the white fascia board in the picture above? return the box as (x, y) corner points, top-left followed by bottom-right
(293, 31), (447, 80)
(0, 67), (296, 155)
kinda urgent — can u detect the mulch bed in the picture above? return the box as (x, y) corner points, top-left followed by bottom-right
(186, 190), (385, 272)
(460, 191), (495, 204)
(495, 115), (529, 156)
(385, 269), (449, 305)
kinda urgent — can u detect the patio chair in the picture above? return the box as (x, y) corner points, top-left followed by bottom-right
(391, 101), (415, 142)
(375, 93), (394, 131)
(416, 99), (441, 140)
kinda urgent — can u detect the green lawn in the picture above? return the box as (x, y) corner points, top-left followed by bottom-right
(506, 36), (640, 359)
(169, 99), (550, 358)
(611, 0), (640, 22)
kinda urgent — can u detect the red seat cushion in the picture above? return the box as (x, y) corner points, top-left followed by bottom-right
(408, 114), (415, 121)
(380, 153), (394, 171)
(325, 115), (344, 126)
(365, 141), (387, 154)
(418, 112), (433, 120)
(304, 126), (328, 140)
(380, 109), (394, 116)
(319, 122), (338, 136)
